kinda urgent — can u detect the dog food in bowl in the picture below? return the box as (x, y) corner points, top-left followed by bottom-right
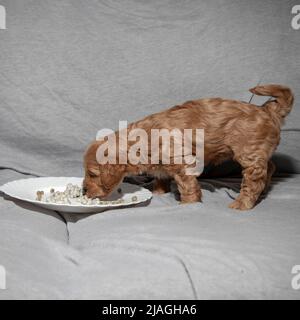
(36, 183), (126, 205)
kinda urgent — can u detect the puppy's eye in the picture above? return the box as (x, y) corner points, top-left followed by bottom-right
(88, 170), (98, 177)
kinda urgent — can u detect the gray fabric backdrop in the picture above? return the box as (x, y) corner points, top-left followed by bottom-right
(0, 0), (299, 177)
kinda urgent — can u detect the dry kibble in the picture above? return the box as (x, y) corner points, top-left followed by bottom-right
(35, 183), (126, 206)
(81, 198), (87, 205)
(36, 190), (43, 201)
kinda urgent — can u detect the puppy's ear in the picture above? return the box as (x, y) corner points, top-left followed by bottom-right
(88, 164), (100, 177)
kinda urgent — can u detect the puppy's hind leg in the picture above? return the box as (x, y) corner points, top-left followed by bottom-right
(174, 174), (202, 203)
(264, 160), (276, 193)
(229, 154), (268, 210)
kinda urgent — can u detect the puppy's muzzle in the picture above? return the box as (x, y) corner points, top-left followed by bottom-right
(82, 186), (87, 195)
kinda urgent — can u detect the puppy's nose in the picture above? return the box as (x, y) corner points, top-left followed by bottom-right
(82, 187), (87, 195)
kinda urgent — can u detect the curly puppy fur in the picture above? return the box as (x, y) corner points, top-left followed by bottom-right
(83, 84), (293, 210)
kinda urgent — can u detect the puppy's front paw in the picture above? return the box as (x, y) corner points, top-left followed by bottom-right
(180, 193), (202, 204)
(228, 197), (254, 211)
(153, 179), (170, 195)
(153, 187), (169, 195)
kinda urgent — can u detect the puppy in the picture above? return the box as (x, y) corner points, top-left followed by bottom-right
(83, 84), (293, 210)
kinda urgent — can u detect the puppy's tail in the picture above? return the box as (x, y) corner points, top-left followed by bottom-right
(249, 84), (294, 118)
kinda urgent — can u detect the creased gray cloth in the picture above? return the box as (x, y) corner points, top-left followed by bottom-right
(1, 1), (300, 300)
(0, 0), (299, 177)
(1, 169), (300, 299)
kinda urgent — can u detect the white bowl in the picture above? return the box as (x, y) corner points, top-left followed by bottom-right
(0, 177), (152, 213)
